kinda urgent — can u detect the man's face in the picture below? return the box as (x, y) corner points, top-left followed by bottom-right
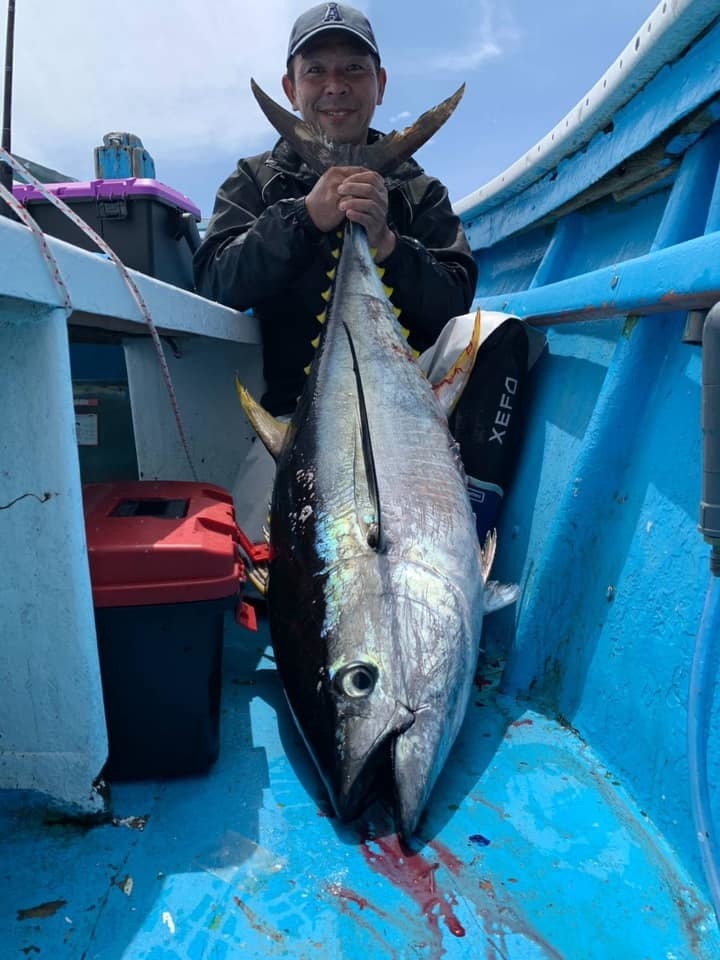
(282, 35), (387, 145)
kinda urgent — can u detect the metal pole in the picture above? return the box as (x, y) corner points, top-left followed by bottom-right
(1, 0), (17, 194)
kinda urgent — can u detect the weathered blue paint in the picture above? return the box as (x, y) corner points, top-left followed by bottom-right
(460, 0), (720, 919)
(486, 313), (712, 886)
(652, 125), (720, 249)
(477, 231), (720, 322)
(528, 215), (583, 289)
(2, 621), (719, 958)
(2, 0), (720, 954)
(689, 574), (720, 917)
(94, 132), (156, 180)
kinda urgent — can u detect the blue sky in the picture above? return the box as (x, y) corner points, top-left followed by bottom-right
(10, 0), (659, 217)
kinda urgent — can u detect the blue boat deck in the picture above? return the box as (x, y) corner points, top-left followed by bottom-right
(3, 614), (718, 960)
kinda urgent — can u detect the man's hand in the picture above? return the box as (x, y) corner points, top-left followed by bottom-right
(304, 166), (397, 262)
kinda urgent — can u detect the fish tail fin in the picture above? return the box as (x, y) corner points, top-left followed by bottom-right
(250, 79), (465, 176)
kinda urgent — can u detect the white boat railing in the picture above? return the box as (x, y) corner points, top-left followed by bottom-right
(455, 0), (720, 219)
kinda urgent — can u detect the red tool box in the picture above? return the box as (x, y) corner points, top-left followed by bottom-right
(83, 481), (253, 780)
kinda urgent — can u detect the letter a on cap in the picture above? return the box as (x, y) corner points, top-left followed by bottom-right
(323, 3), (343, 23)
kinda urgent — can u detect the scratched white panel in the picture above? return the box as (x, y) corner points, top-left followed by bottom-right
(0, 302), (107, 810)
(124, 334), (265, 490)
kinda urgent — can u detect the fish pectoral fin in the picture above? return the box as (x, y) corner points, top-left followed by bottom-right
(235, 376), (289, 461)
(477, 529), (520, 611)
(431, 310), (482, 416)
(343, 322), (383, 551)
(484, 580), (521, 613)
(479, 527), (497, 581)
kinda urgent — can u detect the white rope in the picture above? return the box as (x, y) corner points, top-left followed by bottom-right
(0, 179), (72, 313)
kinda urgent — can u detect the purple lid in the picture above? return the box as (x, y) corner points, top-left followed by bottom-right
(12, 178), (201, 220)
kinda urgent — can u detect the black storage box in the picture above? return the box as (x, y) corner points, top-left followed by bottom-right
(83, 481), (246, 780)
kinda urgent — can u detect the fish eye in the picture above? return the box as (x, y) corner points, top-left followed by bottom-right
(334, 662), (378, 699)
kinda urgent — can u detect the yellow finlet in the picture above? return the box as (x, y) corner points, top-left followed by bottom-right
(412, 349), (420, 359)
(248, 568), (268, 597)
(393, 306), (402, 318)
(331, 247), (340, 259)
(304, 364), (312, 376)
(376, 266), (386, 279)
(321, 288), (331, 302)
(311, 335), (320, 349)
(326, 267), (337, 280)
(316, 310), (327, 324)
(370, 247), (378, 259)
(336, 230), (343, 239)
(400, 325), (411, 339)
(383, 284), (394, 298)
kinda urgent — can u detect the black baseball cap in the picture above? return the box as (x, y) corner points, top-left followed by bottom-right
(287, 3), (380, 64)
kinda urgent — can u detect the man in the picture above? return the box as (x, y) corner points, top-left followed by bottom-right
(194, 3), (542, 543)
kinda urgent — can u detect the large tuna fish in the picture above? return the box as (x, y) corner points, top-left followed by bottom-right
(238, 81), (518, 839)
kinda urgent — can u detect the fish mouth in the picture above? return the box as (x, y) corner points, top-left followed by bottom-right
(332, 700), (414, 824)
(392, 708), (446, 841)
(331, 701), (445, 840)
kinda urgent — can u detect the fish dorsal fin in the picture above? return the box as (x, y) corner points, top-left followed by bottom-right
(431, 310), (482, 415)
(342, 321), (383, 551)
(235, 377), (289, 461)
(250, 78), (465, 176)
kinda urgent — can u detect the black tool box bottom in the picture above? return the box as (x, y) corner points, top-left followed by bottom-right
(96, 598), (227, 781)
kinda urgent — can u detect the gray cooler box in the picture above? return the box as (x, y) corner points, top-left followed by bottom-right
(12, 177), (202, 290)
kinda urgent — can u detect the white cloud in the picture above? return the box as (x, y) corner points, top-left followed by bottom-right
(426, 41), (502, 73)
(387, 0), (517, 77)
(10, 0), (315, 177)
(388, 110), (412, 125)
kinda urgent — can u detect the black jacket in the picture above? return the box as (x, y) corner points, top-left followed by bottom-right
(194, 134), (478, 415)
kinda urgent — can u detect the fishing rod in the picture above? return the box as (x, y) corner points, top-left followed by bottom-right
(1, 0), (16, 197)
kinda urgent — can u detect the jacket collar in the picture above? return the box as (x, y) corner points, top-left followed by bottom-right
(267, 130), (424, 190)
